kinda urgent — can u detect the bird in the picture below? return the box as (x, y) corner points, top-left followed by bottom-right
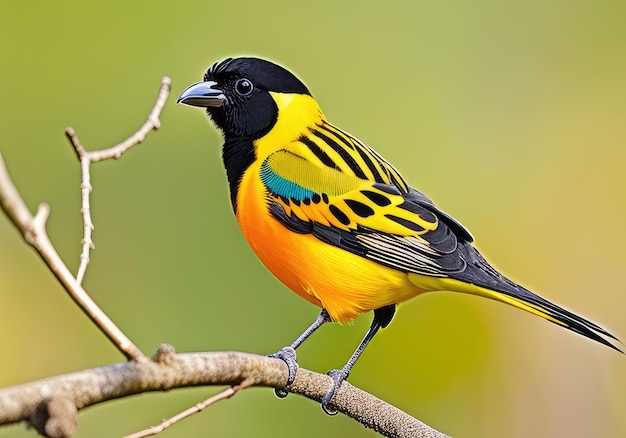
(177, 56), (621, 411)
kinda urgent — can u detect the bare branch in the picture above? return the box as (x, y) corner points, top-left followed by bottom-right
(0, 152), (42, 237)
(0, 153), (146, 363)
(0, 346), (449, 438)
(65, 76), (172, 284)
(0, 76), (171, 362)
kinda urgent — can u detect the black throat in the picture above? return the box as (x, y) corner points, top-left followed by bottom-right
(221, 136), (257, 212)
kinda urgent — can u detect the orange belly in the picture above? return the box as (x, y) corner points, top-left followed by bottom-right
(235, 164), (423, 323)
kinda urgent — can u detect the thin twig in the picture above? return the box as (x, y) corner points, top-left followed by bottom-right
(65, 76), (172, 284)
(0, 153), (146, 363)
(125, 378), (256, 438)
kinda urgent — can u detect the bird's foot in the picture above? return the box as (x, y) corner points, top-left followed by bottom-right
(268, 346), (298, 398)
(321, 369), (349, 415)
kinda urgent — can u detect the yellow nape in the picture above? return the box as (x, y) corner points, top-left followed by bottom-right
(407, 274), (566, 327)
(254, 92), (325, 159)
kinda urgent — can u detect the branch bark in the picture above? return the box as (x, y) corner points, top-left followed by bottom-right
(0, 345), (448, 438)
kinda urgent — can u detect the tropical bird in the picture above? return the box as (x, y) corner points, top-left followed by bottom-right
(177, 57), (621, 410)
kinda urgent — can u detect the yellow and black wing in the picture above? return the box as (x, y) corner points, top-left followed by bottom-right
(260, 145), (472, 277)
(259, 131), (621, 352)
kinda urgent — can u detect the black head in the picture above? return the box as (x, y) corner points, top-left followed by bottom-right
(178, 57), (311, 139)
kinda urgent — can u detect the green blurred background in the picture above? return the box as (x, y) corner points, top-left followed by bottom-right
(1, 1), (625, 437)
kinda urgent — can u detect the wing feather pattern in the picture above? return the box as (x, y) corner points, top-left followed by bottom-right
(261, 146), (471, 277)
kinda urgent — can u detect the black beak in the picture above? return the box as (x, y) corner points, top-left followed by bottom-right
(177, 81), (225, 108)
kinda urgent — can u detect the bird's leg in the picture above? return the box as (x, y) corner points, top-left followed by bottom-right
(269, 309), (332, 397)
(321, 305), (396, 414)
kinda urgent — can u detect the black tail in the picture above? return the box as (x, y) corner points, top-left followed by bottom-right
(454, 244), (623, 353)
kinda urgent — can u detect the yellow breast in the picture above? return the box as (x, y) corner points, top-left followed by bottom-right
(235, 160), (424, 323)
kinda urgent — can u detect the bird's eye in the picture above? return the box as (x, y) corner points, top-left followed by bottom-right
(235, 78), (253, 96)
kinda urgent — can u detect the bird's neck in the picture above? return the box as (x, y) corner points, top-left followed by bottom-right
(222, 93), (325, 212)
(222, 136), (256, 211)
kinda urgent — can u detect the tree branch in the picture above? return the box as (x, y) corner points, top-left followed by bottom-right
(65, 76), (172, 285)
(0, 77), (171, 363)
(0, 152), (145, 362)
(0, 345), (448, 438)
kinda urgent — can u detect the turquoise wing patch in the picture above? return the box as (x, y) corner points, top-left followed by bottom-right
(260, 158), (315, 202)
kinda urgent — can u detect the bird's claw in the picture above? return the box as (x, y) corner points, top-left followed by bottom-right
(268, 346), (298, 398)
(321, 369), (349, 415)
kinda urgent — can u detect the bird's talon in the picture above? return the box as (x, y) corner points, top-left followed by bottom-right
(268, 346), (299, 395)
(320, 368), (348, 412)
